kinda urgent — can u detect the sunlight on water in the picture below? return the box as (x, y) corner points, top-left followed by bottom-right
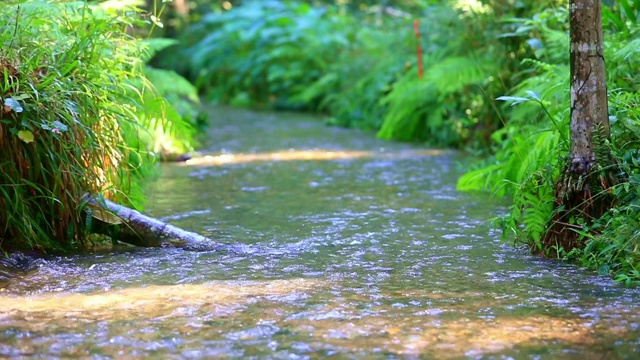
(3, 279), (631, 358)
(2, 106), (640, 358)
(184, 149), (446, 166)
(281, 313), (596, 357)
(0, 279), (324, 321)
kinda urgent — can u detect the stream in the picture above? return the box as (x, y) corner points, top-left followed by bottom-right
(1, 106), (640, 358)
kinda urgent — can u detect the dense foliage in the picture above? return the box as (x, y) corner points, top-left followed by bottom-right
(458, 1), (640, 284)
(0, 0), (198, 251)
(169, 0), (534, 149)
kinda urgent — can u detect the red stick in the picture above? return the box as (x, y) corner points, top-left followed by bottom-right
(413, 19), (424, 79)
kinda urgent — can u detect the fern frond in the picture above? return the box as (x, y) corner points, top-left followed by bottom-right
(613, 38), (640, 61)
(457, 163), (504, 192)
(143, 66), (199, 103)
(512, 170), (555, 242)
(377, 72), (436, 141)
(423, 56), (493, 99)
(140, 38), (179, 62)
(539, 28), (569, 63)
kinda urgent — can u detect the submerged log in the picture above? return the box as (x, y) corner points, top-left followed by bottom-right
(84, 196), (223, 251)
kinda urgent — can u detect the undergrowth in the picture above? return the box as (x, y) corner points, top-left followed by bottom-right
(169, 0), (542, 150)
(0, 0), (198, 251)
(458, 2), (640, 284)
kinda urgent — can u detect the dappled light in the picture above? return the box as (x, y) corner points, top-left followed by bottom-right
(0, 279), (325, 322)
(282, 313), (598, 357)
(453, 0), (492, 15)
(184, 149), (446, 166)
(1, 277), (634, 357)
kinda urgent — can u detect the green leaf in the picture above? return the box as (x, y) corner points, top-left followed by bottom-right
(12, 93), (30, 101)
(17, 130), (34, 143)
(140, 38), (179, 62)
(525, 90), (541, 102)
(619, 0), (637, 25)
(150, 15), (164, 28)
(496, 96), (531, 106)
(88, 207), (123, 225)
(603, 7), (627, 32)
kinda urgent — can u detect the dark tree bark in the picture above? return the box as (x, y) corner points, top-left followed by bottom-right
(540, 0), (617, 253)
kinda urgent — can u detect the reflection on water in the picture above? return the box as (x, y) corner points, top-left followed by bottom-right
(1, 106), (640, 358)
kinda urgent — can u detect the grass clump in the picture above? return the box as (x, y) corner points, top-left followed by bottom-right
(0, 0), (194, 252)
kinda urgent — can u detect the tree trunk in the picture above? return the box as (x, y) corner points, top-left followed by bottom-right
(541, 0), (616, 253)
(568, 0), (609, 174)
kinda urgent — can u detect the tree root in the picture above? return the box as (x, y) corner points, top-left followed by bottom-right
(539, 163), (618, 256)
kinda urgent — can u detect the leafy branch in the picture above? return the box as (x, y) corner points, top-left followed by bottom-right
(497, 90), (570, 147)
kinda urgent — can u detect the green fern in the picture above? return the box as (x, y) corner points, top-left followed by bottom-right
(425, 57), (493, 98)
(140, 38), (179, 62)
(613, 38), (640, 61)
(144, 66), (199, 103)
(497, 167), (556, 245)
(458, 128), (564, 197)
(378, 55), (496, 144)
(457, 56), (569, 196)
(377, 72), (435, 141)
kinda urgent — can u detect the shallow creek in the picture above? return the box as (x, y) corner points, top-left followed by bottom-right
(1, 107), (640, 358)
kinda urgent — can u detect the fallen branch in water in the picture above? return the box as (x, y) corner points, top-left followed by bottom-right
(83, 195), (223, 251)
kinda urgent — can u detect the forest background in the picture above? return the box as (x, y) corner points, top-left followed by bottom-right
(1, 0), (639, 283)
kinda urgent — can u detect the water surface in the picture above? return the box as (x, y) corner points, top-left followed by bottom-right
(1, 107), (639, 358)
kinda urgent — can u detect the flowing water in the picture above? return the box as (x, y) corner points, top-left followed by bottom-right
(2, 107), (640, 359)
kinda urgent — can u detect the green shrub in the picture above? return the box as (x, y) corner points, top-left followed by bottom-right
(138, 38), (204, 157)
(181, 0), (343, 107)
(175, 1), (552, 149)
(291, 21), (410, 131)
(0, 0), (194, 251)
(457, 3), (640, 283)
